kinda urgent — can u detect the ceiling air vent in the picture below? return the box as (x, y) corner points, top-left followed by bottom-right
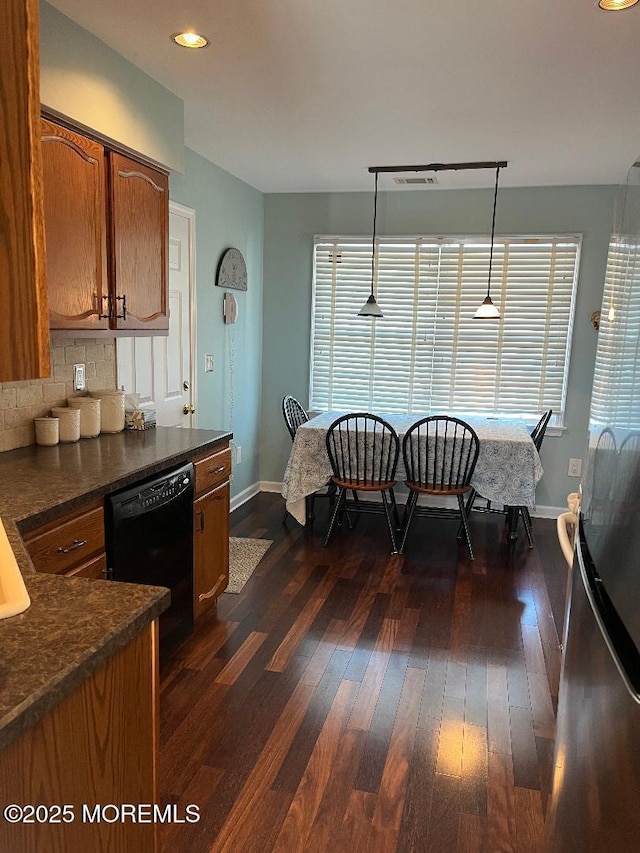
(393, 176), (438, 185)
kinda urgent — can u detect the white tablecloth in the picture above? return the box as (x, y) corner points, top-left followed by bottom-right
(282, 411), (544, 524)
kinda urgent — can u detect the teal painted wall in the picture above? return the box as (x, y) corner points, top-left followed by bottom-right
(262, 186), (617, 509)
(171, 150), (264, 498)
(40, 2), (184, 171)
(38, 3), (263, 499)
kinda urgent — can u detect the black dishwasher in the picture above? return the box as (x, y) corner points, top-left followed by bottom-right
(106, 462), (194, 661)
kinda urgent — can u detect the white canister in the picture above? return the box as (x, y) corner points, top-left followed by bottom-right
(51, 406), (81, 443)
(34, 417), (59, 446)
(67, 397), (101, 438)
(89, 389), (125, 433)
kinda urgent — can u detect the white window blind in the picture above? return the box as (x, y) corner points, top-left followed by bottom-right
(310, 235), (581, 421)
(591, 235), (640, 428)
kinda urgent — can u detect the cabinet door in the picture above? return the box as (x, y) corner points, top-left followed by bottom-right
(0, 0), (49, 380)
(108, 152), (169, 331)
(41, 119), (110, 330)
(194, 480), (230, 619)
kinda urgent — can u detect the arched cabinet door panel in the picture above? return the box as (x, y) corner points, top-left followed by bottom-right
(108, 152), (169, 332)
(41, 118), (110, 330)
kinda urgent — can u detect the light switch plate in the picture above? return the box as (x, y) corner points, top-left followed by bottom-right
(73, 363), (86, 392)
(568, 458), (582, 477)
(204, 354), (214, 372)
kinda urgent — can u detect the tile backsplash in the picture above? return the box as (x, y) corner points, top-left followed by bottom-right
(0, 339), (117, 452)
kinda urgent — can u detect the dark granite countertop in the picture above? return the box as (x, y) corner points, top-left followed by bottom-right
(0, 426), (231, 751)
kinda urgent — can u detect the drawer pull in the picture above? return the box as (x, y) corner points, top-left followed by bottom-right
(199, 576), (226, 601)
(209, 465), (226, 476)
(57, 539), (87, 554)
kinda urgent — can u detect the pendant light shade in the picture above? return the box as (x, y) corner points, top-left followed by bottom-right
(474, 164), (503, 320)
(474, 295), (501, 319)
(358, 172), (383, 318)
(358, 293), (384, 317)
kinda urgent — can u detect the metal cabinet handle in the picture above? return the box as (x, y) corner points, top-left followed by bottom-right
(57, 539), (87, 554)
(116, 294), (127, 320)
(209, 465), (225, 476)
(99, 294), (112, 320)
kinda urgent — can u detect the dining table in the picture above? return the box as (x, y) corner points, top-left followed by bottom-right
(281, 411), (544, 542)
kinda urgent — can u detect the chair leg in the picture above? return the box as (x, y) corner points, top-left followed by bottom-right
(520, 506), (534, 549)
(305, 493), (317, 536)
(324, 488), (346, 547)
(458, 494), (475, 560)
(381, 490), (399, 554)
(457, 489), (477, 540)
(388, 488), (401, 530)
(398, 490), (419, 554)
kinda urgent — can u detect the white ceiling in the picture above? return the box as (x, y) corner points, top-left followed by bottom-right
(47, 0), (640, 193)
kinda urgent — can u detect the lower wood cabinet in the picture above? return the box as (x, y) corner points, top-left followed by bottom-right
(194, 479), (230, 620)
(193, 442), (232, 620)
(23, 502), (106, 579)
(0, 621), (159, 853)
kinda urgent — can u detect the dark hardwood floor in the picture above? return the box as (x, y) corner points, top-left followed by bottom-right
(159, 493), (569, 853)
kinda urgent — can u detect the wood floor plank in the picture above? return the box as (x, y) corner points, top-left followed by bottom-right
(458, 812), (488, 853)
(509, 705), (541, 791)
(396, 715), (440, 853)
(156, 493), (565, 853)
(215, 630), (269, 684)
(305, 727), (367, 852)
(272, 679), (358, 853)
(266, 592), (332, 673)
(513, 786), (545, 853)
(272, 649), (353, 792)
(425, 773), (462, 853)
(487, 663), (512, 756)
(347, 617), (400, 731)
(372, 666), (427, 830)
(487, 750), (518, 853)
(209, 681), (316, 852)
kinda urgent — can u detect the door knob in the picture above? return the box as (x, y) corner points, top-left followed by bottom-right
(183, 404), (195, 415)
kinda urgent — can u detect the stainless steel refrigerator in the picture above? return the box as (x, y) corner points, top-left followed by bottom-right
(546, 162), (640, 851)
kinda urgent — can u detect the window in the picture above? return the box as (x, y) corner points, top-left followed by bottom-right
(590, 235), (640, 428)
(310, 234), (580, 423)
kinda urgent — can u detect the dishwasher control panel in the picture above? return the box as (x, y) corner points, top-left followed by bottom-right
(110, 464), (194, 520)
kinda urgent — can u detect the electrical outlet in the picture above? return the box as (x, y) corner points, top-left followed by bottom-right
(73, 363), (86, 392)
(204, 354), (214, 372)
(236, 445), (242, 465)
(568, 458), (582, 477)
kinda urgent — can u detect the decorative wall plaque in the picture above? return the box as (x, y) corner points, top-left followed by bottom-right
(216, 247), (247, 291)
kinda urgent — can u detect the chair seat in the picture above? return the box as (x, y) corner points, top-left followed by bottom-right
(405, 481), (472, 497)
(332, 477), (396, 492)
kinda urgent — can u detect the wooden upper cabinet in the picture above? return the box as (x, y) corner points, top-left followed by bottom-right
(0, 0), (50, 381)
(108, 152), (169, 331)
(41, 119), (109, 330)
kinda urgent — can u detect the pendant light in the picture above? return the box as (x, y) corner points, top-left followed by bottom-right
(474, 164), (502, 320)
(358, 171), (383, 317)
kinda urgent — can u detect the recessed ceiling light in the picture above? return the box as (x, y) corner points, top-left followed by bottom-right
(598, 0), (639, 10)
(171, 32), (210, 49)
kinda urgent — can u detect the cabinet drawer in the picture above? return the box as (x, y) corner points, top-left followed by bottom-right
(194, 445), (231, 497)
(25, 506), (105, 576)
(65, 553), (107, 580)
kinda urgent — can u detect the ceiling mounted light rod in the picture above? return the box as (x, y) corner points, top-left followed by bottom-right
(473, 163), (503, 320)
(358, 170), (383, 317)
(368, 160), (508, 175)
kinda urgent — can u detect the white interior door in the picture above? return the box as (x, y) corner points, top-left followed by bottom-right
(116, 203), (196, 426)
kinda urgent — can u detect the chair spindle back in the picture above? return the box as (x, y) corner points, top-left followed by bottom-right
(403, 416), (479, 493)
(326, 413), (399, 487)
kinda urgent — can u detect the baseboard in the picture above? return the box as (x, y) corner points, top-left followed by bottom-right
(252, 481), (566, 519)
(230, 482), (262, 512)
(259, 481), (283, 493)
